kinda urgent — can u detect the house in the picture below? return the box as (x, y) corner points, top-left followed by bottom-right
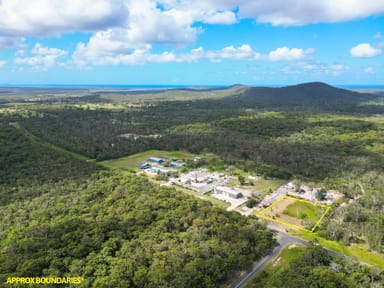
(148, 157), (165, 164)
(287, 182), (295, 189)
(190, 182), (212, 194)
(170, 161), (185, 168)
(139, 162), (150, 169)
(315, 189), (327, 200)
(150, 166), (171, 175)
(213, 186), (243, 199)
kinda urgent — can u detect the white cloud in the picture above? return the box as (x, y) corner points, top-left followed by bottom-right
(0, 0), (127, 36)
(281, 61), (349, 76)
(0, 60), (6, 68)
(0, 0), (382, 54)
(164, 0), (384, 26)
(0, 0), (382, 42)
(207, 44), (261, 61)
(364, 67), (375, 74)
(173, 0), (384, 26)
(71, 0), (203, 66)
(124, 0), (200, 46)
(0, 36), (25, 49)
(236, 0), (384, 26)
(0, 0), (127, 49)
(328, 64), (348, 76)
(350, 43), (381, 58)
(32, 43), (67, 57)
(201, 11), (237, 24)
(72, 44), (263, 66)
(0, 0), (204, 50)
(268, 47), (314, 61)
(15, 43), (67, 70)
(72, 42), (315, 67)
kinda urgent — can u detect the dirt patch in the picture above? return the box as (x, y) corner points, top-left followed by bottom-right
(260, 198), (303, 227)
(272, 256), (281, 267)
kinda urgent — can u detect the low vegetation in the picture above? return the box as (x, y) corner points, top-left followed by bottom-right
(283, 200), (326, 223)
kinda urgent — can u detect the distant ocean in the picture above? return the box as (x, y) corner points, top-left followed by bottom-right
(0, 84), (225, 90)
(1, 84), (384, 90)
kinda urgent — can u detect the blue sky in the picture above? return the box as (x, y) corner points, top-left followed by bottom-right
(0, 0), (383, 86)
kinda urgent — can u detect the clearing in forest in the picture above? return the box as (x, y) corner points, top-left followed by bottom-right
(256, 196), (330, 232)
(99, 150), (193, 170)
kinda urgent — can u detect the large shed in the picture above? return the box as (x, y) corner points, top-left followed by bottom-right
(139, 162), (150, 169)
(148, 157), (165, 164)
(150, 166), (171, 175)
(213, 186), (243, 199)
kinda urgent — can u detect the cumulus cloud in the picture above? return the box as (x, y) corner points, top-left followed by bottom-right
(281, 61), (349, 76)
(268, 47), (314, 61)
(72, 42), (314, 66)
(0, 0), (127, 36)
(0, 0), (383, 54)
(207, 45), (261, 61)
(350, 43), (381, 57)
(0, 1), (382, 41)
(0, 0), (127, 49)
(31, 43), (67, 57)
(163, 0), (384, 26)
(236, 0), (384, 26)
(328, 64), (349, 76)
(168, 0), (384, 26)
(201, 11), (237, 24)
(70, 0), (203, 66)
(72, 44), (262, 66)
(0, 36), (25, 49)
(15, 43), (67, 70)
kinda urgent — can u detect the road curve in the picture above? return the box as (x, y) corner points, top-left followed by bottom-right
(230, 231), (308, 288)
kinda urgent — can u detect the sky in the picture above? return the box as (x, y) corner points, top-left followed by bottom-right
(0, 0), (383, 86)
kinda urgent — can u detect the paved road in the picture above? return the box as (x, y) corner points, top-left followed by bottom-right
(261, 186), (287, 207)
(230, 231), (308, 288)
(230, 227), (340, 288)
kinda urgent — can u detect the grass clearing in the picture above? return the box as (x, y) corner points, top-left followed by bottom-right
(349, 244), (384, 268)
(291, 230), (384, 268)
(257, 196), (330, 232)
(0, 108), (18, 114)
(253, 178), (286, 195)
(283, 200), (325, 223)
(73, 103), (127, 110)
(99, 149), (194, 170)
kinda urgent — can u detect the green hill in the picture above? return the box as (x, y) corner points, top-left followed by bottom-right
(225, 82), (381, 113)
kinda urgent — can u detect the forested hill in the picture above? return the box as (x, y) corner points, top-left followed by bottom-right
(250, 82), (371, 101)
(227, 82), (380, 112)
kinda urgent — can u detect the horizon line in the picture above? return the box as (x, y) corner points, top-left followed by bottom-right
(0, 83), (384, 89)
